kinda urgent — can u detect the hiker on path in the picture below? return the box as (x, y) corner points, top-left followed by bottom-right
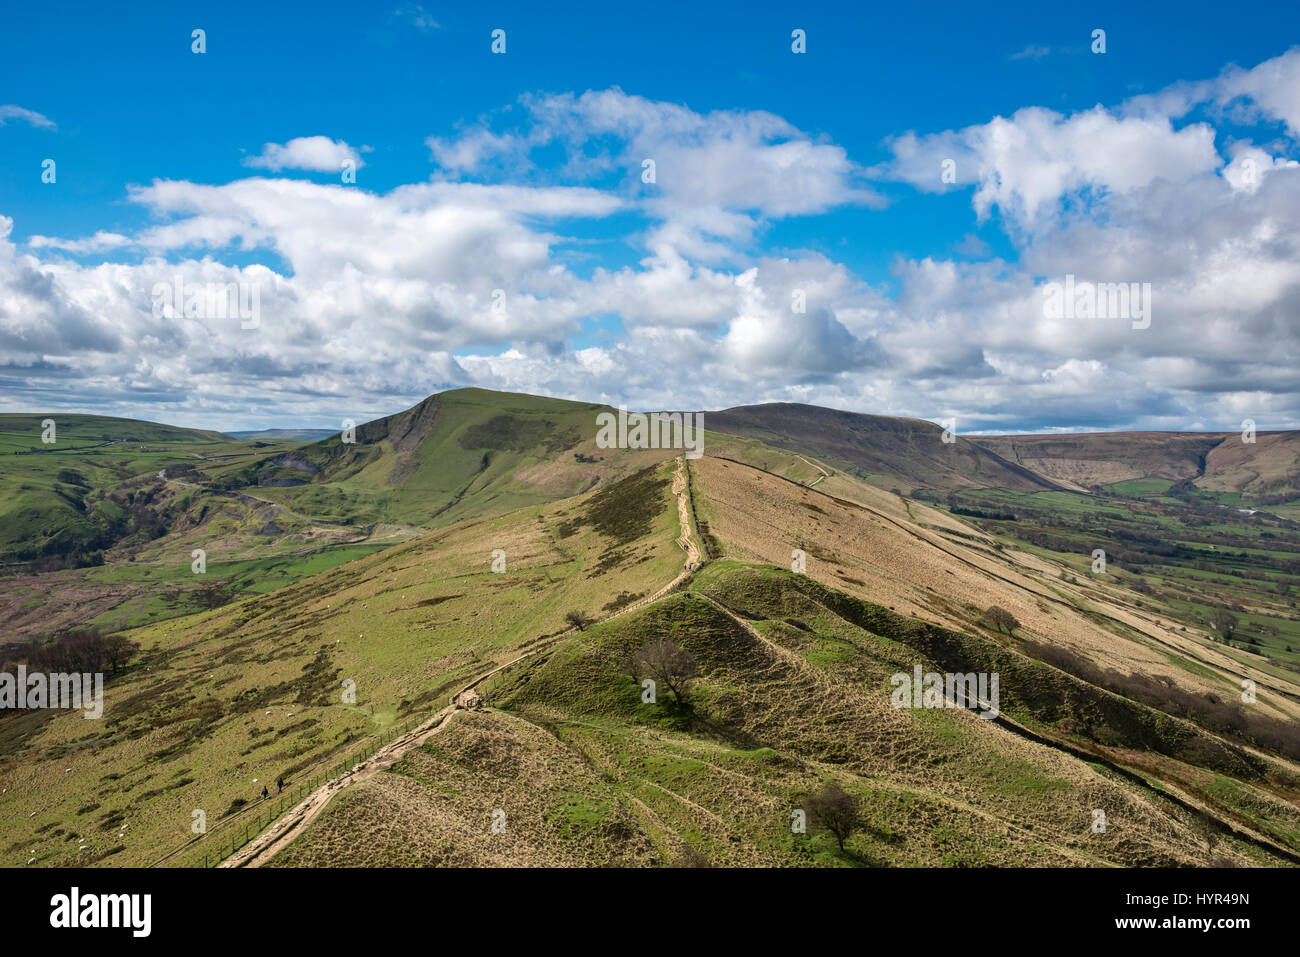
(261, 785), (269, 801)
(277, 777), (284, 793)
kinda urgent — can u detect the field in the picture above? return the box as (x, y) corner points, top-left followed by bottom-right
(3, 391), (1298, 870)
(932, 483), (1300, 680)
(261, 477), (1300, 867)
(0, 461), (683, 867)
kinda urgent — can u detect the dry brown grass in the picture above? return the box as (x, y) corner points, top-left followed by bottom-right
(691, 456), (1300, 725)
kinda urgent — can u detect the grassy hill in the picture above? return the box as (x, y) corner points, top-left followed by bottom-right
(0, 390), (861, 642)
(0, 460), (686, 867)
(705, 402), (1063, 494)
(220, 388), (685, 529)
(6, 450), (1299, 869)
(262, 530), (1300, 867)
(4, 393), (1299, 870)
(0, 415), (411, 641)
(974, 430), (1300, 506)
(0, 414), (288, 566)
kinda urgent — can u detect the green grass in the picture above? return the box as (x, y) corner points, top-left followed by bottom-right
(941, 485), (1300, 672)
(268, 559), (1300, 867)
(0, 459), (685, 867)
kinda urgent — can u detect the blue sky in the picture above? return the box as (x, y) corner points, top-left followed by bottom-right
(2, 1), (1299, 431)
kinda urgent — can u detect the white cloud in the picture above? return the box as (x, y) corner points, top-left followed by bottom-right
(0, 105), (55, 129)
(243, 136), (366, 173)
(1214, 47), (1300, 139)
(429, 88), (882, 261)
(4, 53), (1300, 431)
(881, 107), (1221, 227)
(27, 231), (133, 254)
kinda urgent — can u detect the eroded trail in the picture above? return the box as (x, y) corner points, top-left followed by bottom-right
(793, 454), (830, 488)
(217, 456), (703, 868)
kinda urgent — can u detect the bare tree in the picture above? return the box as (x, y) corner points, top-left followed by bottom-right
(981, 605), (1020, 634)
(633, 637), (698, 706)
(564, 609), (595, 631)
(805, 781), (863, 853)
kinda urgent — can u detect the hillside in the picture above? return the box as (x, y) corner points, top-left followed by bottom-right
(4, 394), (1300, 871)
(0, 460), (688, 867)
(0, 416), (415, 642)
(975, 430), (1300, 504)
(705, 402), (1063, 494)
(223, 388), (684, 529)
(267, 580), (1272, 867)
(0, 390), (687, 641)
(0, 414), (292, 566)
(233, 459), (1300, 868)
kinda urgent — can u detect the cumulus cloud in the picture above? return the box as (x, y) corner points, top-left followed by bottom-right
(1214, 48), (1300, 139)
(3, 54), (1300, 431)
(430, 88), (882, 262)
(243, 136), (366, 173)
(880, 107), (1221, 227)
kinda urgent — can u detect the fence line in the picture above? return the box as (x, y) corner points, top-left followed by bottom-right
(152, 711), (427, 868)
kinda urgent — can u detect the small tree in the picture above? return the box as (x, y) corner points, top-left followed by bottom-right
(101, 634), (138, 674)
(193, 578), (236, 611)
(1208, 608), (1239, 641)
(564, 609), (594, 631)
(805, 781), (862, 853)
(981, 605), (1019, 634)
(633, 637), (698, 706)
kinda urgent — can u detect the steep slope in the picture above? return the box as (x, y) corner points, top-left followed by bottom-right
(705, 402), (1063, 494)
(263, 565), (1300, 868)
(226, 388), (683, 529)
(1199, 430), (1300, 501)
(975, 430), (1300, 502)
(688, 456), (1300, 726)
(0, 460), (686, 867)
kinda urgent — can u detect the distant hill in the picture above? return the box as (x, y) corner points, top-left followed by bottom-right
(0, 413), (235, 564)
(0, 413), (226, 450)
(703, 402), (1063, 494)
(974, 430), (1300, 500)
(225, 388), (683, 528)
(224, 428), (337, 441)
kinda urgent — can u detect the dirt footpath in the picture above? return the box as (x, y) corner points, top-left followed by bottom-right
(218, 456), (704, 867)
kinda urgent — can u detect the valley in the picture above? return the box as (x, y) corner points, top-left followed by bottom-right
(2, 389), (1299, 868)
